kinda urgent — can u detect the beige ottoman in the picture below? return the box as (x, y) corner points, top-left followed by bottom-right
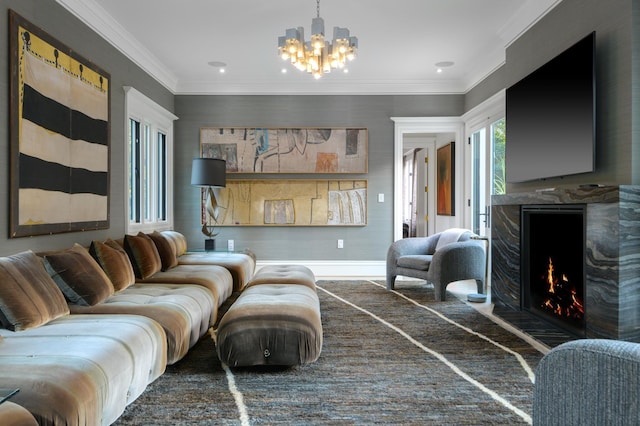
(247, 264), (317, 290)
(216, 265), (322, 367)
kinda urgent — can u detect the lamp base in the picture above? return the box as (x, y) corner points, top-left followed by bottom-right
(205, 239), (215, 252)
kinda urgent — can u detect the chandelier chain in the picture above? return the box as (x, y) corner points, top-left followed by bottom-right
(316, 0), (320, 18)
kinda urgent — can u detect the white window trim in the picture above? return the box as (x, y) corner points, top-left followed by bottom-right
(124, 86), (178, 234)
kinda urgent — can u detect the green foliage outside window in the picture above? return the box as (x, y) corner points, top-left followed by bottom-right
(492, 119), (506, 195)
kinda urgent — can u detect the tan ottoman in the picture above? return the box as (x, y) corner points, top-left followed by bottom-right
(216, 265), (322, 367)
(247, 264), (316, 290)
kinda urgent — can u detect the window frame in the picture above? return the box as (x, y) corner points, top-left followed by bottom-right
(124, 86), (177, 234)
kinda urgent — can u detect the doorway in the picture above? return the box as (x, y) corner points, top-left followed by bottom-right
(402, 135), (434, 238)
(391, 117), (466, 242)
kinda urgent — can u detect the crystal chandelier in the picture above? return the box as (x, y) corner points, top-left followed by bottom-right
(277, 0), (358, 79)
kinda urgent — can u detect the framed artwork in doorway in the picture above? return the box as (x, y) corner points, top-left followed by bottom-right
(437, 142), (455, 216)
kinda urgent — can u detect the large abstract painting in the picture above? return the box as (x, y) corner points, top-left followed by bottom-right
(9, 11), (110, 237)
(200, 127), (367, 173)
(205, 179), (367, 226)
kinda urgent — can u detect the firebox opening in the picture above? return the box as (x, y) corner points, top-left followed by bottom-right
(521, 205), (586, 337)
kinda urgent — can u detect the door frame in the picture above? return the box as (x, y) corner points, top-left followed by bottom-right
(391, 117), (465, 243)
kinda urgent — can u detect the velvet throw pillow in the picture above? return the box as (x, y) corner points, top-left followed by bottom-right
(147, 231), (178, 271)
(89, 239), (136, 292)
(0, 251), (70, 331)
(123, 233), (162, 279)
(43, 244), (115, 306)
(161, 230), (188, 257)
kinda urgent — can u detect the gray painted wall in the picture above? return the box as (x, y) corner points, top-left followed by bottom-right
(0, 0), (174, 256)
(503, 0), (634, 192)
(0, 0), (637, 263)
(173, 95), (464, 261)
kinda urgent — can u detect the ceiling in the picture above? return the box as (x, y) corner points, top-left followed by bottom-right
(56, 0), (561, 95)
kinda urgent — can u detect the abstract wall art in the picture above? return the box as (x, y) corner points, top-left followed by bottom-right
(200, 127), (367, 174)
(437, 142), (455, 216)
(9, 10), (110, 237)
(204, 179), (367, 226)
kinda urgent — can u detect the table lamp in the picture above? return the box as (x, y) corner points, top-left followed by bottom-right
(190, 158), (226, 251)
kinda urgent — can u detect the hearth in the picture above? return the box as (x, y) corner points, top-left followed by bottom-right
(491, 186), (640, 345)
(521, 205), (586, 337)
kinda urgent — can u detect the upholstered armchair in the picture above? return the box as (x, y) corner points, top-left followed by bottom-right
(533, 339), (640, 425)
(386, 228), (486, 301)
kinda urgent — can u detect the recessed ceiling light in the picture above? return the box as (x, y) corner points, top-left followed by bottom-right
(208, 61), (227, 73)
(435, 61), (454, 74)
(281, 68), (287, 74)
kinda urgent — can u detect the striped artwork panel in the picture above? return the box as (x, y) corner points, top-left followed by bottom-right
(10, 12), (110, 237)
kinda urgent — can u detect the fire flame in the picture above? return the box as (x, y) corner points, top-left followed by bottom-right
(540, 257), (584, 320)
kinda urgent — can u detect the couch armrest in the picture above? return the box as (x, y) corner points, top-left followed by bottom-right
(533, 339), (640, 426)
(386, 236), (439, 289)
(427, 240), (486, 288)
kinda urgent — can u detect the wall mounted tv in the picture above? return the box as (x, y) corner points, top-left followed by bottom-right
(505, 31), (595, 183)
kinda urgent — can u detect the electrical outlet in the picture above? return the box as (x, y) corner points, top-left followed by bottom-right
(378, 193), (384, 202)
(227, 239), (235, 251)
(337, 239), (344, 249)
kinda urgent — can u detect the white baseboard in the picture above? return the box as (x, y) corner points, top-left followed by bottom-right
(255, 260), (386, 279)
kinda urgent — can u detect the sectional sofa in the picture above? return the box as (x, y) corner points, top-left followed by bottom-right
(0, 231), (255, 425)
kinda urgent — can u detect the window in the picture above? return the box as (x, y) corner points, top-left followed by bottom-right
(491, 118), (506, 196)
(124, 87), (177, 233)
(464, 90), (505, 236)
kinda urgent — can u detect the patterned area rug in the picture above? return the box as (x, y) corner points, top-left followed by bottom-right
(115, 280), (544, 425)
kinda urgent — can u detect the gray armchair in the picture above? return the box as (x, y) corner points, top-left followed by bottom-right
(386, 228), (486, 301)
(533, 339), (640, 425)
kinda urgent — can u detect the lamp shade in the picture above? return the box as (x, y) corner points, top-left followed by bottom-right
(190, 158), (226, 187)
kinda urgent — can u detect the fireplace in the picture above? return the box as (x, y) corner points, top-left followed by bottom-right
(491, 186), (640, 345)
(521, 205), (586, 337)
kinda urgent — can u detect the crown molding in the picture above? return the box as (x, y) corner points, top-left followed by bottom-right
(501, 0), (563, 49)
(174, 78), (468, 96)
(55, 0), (178, 92)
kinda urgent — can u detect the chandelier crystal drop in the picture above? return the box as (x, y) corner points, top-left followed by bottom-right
(277, 0), (358, 79)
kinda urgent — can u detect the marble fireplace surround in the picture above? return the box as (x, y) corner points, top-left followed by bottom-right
(491, 185), (640, 343)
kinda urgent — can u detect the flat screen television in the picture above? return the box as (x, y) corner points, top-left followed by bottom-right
(505, 32), (595, 183)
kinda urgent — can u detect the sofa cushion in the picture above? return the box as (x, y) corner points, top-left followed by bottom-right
(43, 244), (114, 306)
(0, 251), (69, 331)
(70, 283), (216, 364)
(161, 230), (188, 257)
(0, 401), (38, 425)
(89, 240), (136, 292)
(124, 233), (163, 279)
(147, 231), (178, 271)
(397, 255), (432, 271)
(0, 314), (166, 425)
